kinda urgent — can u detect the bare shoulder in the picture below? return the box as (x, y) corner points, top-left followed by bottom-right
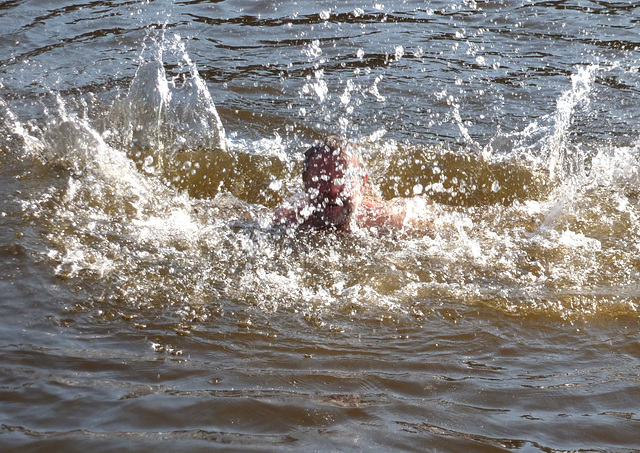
(357, 195), (405, 228)
(356, 195), (434, 231)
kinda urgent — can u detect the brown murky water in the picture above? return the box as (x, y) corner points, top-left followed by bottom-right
(2, 0), (640, 451)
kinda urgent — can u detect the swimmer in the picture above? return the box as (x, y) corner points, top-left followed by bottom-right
(273, 135), (433, 232)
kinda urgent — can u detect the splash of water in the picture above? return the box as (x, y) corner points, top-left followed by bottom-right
(105, 32), (227, 156)
(297, 37), (392, 137)
(544, 65), (596, 183)
(3, 34), (640, 328)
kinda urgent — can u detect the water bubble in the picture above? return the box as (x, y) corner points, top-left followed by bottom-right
(303, 40), (322, 59)
(269, 180), (283, 191)
(369, 75), (386, 102)
(143, 155), (156, 174)
(394, 45), (405, 61)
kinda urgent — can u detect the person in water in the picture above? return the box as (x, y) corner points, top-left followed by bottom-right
(273, 135), (433, 231)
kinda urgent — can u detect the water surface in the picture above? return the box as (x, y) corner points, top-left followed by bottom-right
(1, 0), (640, 451)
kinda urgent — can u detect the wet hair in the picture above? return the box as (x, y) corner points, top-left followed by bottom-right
(302, 135), (367, 184)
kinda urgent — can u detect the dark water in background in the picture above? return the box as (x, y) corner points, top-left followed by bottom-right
(2, 0), (640, 451)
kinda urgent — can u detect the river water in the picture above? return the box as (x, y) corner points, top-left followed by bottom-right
(2, 0), (640, 451)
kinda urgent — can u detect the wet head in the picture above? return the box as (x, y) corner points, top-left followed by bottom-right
(303, 136), (368, 229)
